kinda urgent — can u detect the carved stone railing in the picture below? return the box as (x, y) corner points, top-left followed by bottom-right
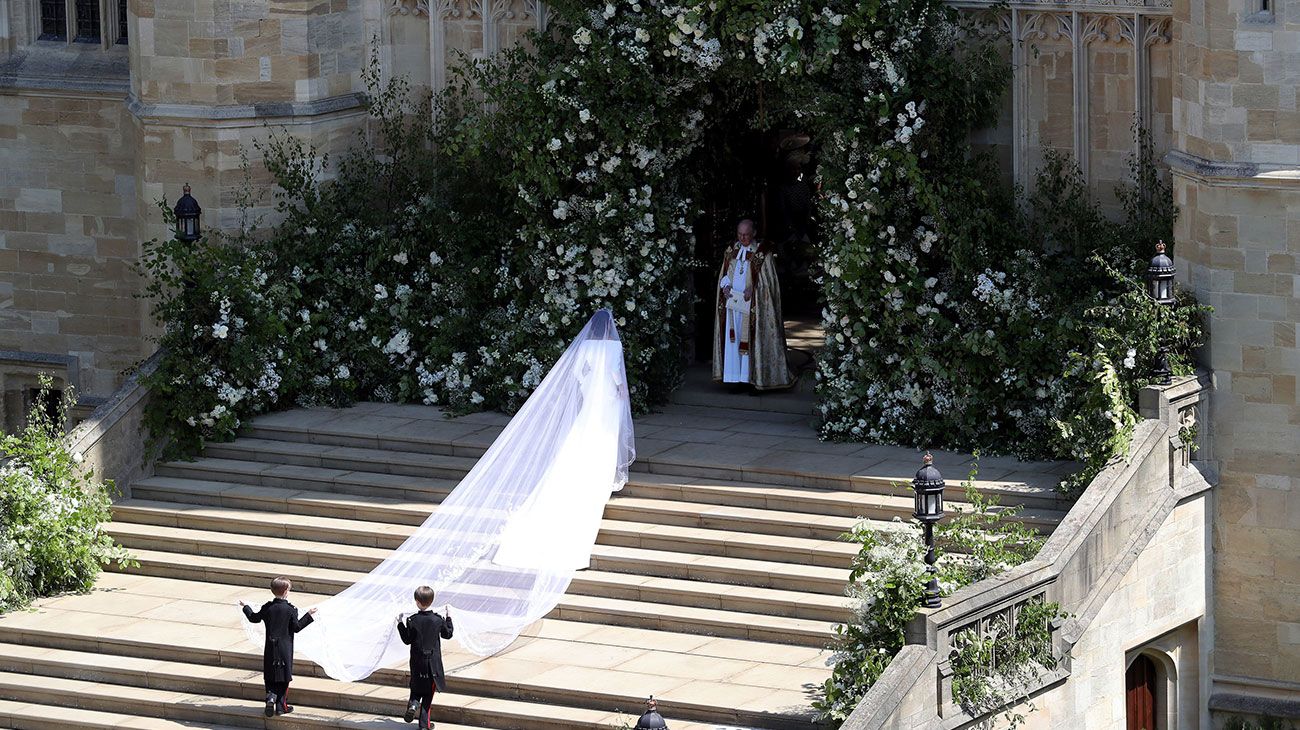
(62, 352), (159, 499)
(844, 373), (1213, 729)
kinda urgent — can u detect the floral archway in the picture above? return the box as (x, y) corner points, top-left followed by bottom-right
(143, 0), (1203, 490)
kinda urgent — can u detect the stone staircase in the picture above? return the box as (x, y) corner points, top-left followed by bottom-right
(0, 373), (1073, 730)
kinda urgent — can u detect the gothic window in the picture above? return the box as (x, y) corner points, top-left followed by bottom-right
(74, 0), (100, 42)
(39, 0), (67, 40)
(31, 0), (126, 46)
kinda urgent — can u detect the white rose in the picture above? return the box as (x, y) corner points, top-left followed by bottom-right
(548, 138), (562, 151)
(392, 252), (408, 264)
(212, 324), (229, 339)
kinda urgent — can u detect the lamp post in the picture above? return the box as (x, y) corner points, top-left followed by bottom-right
(913, 452), (945, 609)
(1146, 240), (1176, 385)
(174, 183), (202, 242)
(633, 696), (668, 730)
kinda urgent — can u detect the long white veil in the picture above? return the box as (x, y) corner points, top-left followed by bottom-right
(243, 310), (635, 681)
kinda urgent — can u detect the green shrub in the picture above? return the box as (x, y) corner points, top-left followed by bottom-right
(0, 379), (133, 612)
(816, 460), (1050, 722)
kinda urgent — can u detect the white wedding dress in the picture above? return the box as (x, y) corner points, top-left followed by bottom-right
(493, 338), (625, 570)
(241, 310), (635, 681)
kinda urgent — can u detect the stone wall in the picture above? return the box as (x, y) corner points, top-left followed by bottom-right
(0, 83), (144, 419)
(962, 5), (1175, 213)
(0, 0), (403, 413)
(1023, 494), (1211, 729)
(1169, 0), (1300, 715)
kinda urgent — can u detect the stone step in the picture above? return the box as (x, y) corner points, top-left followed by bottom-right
(0, 643), (738, 730)
(0, 698), (249, 730)
(0, 575), (827, 729)
(105, 522), (853, 623)
(0, 669), (647, 730)
(111, 500), (853, 594)
(155, 457), (460, 501)
(122, 481), (862, 567)
(165, 439), (1069, 520)
(108, 548), (839, 646)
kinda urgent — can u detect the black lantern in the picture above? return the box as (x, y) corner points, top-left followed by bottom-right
(633, 697), (668, 730)
(1146, 240), (1176, 385)
(174, 183), (202, 242)
(913, 453), (945, 609)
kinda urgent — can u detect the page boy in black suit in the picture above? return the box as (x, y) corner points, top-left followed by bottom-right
(397, 585), (454, 729)
(239, 576), (317, 717)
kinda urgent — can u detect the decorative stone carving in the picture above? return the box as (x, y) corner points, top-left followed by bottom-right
(1144, 16), (1172, 46)
(390, 0), (430, 16)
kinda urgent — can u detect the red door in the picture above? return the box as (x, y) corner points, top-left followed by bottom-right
(1126, 654), (1158, 730)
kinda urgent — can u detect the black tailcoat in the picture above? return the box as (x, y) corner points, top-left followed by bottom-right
(397, 611), (454, 691)
(243, 597), (314, 685)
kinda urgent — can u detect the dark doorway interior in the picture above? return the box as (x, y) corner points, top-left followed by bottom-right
(689, 127), (821, 362)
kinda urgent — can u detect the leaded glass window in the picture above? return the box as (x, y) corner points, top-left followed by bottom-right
(74, 0), (101, 42)
(117, 0), (127, 43)
(39, 0), (67, 40)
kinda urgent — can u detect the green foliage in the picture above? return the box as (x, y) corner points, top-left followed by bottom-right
(949, 596), (1064, 728)
(0, 377), (134, 612)
(817, 126), (1209, 497)
(815, 461), (1047, 723)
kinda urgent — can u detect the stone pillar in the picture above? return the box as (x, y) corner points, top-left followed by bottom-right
(1168, 0), (1300, 719)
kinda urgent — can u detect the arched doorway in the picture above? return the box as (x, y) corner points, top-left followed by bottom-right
(1126, 654), (1159, 730)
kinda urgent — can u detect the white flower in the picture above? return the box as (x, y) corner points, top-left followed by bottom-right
(579, 108), (592, 123)
(212, 324), (229, 339)
(470, 391), (485, 405)
(883, 271), (896, 284)
(429, 251), (443, 266)
(71, 451), (84, 464)
(392, 251), (408, 265)
(1123, 349), (1137, 369)
(335, 364), (350, 379)
(573, 27), (593, 46)
(635, 28), (650, 43)
(374, 284), (389, 300)
(383, 330), (411, 356)
(548, 138), (562, 151)
(603, 3), (615, 18)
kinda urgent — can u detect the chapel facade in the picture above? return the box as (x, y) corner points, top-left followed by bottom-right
(0, 0), (1296, 725)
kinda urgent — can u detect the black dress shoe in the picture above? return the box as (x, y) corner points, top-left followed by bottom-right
(265, 695), (277, 717)
(277, 704), (294, 715)
(404, 700), (420, 723)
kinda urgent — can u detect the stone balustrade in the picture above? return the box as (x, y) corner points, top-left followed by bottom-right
(845, 373), (1215, 729)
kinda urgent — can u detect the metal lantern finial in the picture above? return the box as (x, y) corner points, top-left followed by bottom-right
(1146, 240), (1177, 385)
(633, 696), (668, 730)
(174, 183), (202, 243)
(913, 453), (945, 609)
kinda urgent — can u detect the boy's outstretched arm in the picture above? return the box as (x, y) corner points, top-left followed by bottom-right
(239, 601), (263, 623)
(441, 611), (453, 639)
(293, 607), (317, 632)
(396, 614), (413, 645)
